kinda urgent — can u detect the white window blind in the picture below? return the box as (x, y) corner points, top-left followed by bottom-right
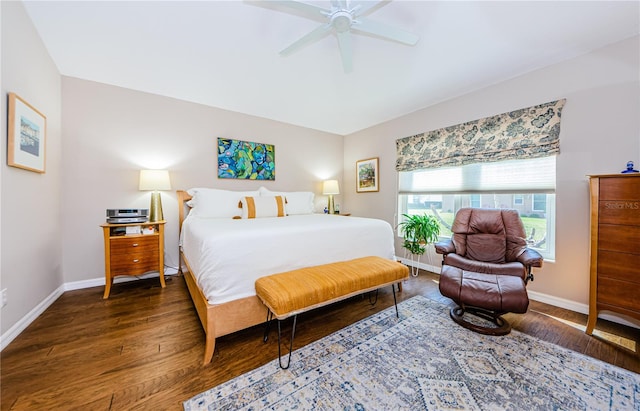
(399, 156), (556, 195)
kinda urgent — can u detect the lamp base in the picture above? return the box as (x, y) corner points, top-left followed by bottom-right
(328, 195), (335, 215)
(149, 191), (164, 222)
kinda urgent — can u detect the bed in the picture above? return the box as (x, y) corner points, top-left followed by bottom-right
(177, 187), (396, 365)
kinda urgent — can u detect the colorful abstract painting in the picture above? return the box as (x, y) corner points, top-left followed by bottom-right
(217, 138), (275, 180)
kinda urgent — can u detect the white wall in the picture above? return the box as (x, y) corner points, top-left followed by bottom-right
(61, 77), (344, 284)
(1, 2), (63, 335)
(344, 36), (640, 309)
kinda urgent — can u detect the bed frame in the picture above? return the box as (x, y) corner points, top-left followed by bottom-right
(177, 190), (268, 365)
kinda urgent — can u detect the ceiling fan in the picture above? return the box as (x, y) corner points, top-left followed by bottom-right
(250, 0), (420, 73)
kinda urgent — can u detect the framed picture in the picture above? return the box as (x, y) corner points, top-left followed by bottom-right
(7, 93), (47, 173)
(217, 137), (275, 180)
(356, 157), (379, 193)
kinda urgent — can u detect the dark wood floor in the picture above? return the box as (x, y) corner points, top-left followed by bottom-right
(2, 271), (638, 410)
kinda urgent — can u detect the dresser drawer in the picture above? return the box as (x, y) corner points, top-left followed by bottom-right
(599, 176), (640, 200)
(597, 277), (640, 313)
(597, 224), (640, 255)
(598, 200), (640, 225)
(597, 250), (640, 281)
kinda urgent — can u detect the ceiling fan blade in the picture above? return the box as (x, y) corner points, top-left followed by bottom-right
(246, 0), (329, 23)
(337, 31), (353, 73)
(353, 16), (419, 45)
(354, 0), (391, 17)
(280, 24), (332, 56)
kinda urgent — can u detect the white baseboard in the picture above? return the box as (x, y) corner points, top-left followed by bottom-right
(1, 284), (65, 351)
(396, 256), (441, 275)
(527, 290), (588, 314)
(63, 268), (179, 291)
(1, 269), (179, 351)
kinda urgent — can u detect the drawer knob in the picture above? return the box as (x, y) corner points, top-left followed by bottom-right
(132, 243), (139, 247)
(133, 259), (139, 263)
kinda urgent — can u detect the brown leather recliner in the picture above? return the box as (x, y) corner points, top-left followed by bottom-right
(435, 208), (543, 335)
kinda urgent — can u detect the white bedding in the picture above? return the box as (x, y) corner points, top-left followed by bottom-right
(180, 214), (396, 305)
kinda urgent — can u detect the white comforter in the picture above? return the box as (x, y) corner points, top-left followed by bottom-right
(180, 214), (396, 304)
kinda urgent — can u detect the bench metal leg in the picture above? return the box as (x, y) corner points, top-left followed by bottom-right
(263, 309), (298, 369)
(277, 315), (297, 369)
(368, 286), (400, 318)
(368, 289), (379, 305)
(263, 309), (274, 343)
(392, 283), (400, 318)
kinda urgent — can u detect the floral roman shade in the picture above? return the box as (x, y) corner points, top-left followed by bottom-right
(395, 99), (565, 172)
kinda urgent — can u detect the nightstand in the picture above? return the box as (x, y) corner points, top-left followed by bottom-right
(101, 221), (166, 298)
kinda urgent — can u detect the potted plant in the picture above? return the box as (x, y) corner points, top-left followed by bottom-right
(398, 213), (441, 276)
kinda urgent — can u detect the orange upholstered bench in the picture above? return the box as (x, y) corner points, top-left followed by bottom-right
(255, 256), (409, 368)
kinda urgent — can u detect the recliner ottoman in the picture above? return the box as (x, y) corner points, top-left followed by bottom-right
(439, 265), (529, 335)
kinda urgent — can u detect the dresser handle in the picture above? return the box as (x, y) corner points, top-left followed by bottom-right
(133, 259), (139, 263)
(132, 243), (139, 247)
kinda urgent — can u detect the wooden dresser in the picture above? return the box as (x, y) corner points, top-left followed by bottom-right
(586, 174), (640, 334)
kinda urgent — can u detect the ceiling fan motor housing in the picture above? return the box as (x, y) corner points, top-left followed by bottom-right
(330, 10), (354, 32)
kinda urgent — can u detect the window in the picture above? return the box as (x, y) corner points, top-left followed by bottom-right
(513, 194), (524, 206)
(533, 194), (547, 213)
(398, 156), (556, 260)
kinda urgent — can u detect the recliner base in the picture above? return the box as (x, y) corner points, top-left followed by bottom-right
(450, 305), (511, 336)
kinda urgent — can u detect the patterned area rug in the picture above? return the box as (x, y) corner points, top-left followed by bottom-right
(184, 296), (640, 410)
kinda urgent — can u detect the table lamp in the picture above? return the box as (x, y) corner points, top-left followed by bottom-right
(323, 179), (340, 214)
(139, 169), (171, 222)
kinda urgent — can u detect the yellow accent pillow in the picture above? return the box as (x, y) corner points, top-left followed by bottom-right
(239, 196), (285, 219)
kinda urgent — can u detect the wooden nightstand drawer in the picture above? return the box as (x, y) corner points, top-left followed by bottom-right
(110, 236), (158, 254)
(110, 250), (159, 275)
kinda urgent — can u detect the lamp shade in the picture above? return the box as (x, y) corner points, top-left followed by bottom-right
(322, 179), (340, 195)
(139, 169), (171, 191)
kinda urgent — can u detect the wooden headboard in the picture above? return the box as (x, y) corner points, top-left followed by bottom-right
(177, 190), (193, 232)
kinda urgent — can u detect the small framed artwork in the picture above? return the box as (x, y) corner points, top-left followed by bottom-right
(356, 157), (379, 193)
(7, 93), (47, 173)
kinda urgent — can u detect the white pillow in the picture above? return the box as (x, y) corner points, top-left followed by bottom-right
(187, 188), (260, 218)
(258, 187), (315, 215)
(239, 196), (286, 219)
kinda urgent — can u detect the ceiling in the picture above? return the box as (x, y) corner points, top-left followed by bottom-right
(22, 1), (639, 135)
